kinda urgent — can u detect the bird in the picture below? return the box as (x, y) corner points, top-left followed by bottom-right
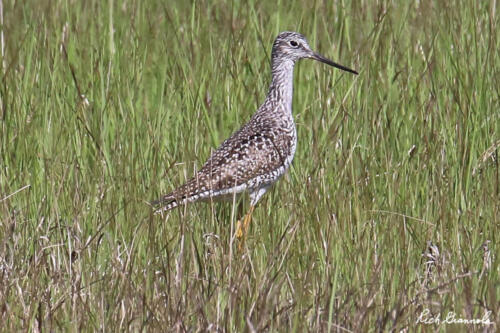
(152, 31), (358, 242)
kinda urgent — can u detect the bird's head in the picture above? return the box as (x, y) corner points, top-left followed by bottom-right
(272, 31), (358, 75)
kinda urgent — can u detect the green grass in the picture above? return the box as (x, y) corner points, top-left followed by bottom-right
(0, 0), (498, 331)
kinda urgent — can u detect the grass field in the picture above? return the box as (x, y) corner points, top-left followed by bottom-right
(0, 0), (498, 331)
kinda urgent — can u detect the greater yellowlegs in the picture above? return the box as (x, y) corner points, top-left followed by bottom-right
(152, 31), (357, 239)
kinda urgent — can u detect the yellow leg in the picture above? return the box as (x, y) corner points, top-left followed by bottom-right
(236, 205), (255, 248)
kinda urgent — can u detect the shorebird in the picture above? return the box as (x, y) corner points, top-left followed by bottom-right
(152, 31), (357, 241)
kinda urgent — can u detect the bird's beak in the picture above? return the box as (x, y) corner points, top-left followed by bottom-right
(311, 52), (358, 75)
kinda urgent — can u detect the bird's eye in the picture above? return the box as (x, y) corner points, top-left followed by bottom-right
(289, 40), (299, 47)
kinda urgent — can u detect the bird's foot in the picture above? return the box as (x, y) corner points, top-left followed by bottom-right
(236, 205), (255, 250)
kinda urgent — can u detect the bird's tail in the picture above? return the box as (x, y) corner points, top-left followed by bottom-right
(151, 179), (201, 214)
(150, 193), (180, 213)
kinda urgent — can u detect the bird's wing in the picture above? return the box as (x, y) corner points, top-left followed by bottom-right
(153, 121), (292, 211)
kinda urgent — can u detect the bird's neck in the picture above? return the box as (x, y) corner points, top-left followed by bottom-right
(265, 58), (296, 113)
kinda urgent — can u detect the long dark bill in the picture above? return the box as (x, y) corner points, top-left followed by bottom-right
(312, 52), (358, 75)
